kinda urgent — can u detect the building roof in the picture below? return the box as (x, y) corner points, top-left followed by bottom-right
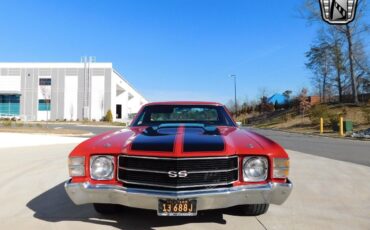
(267, 93), (288, 105)
(113, 69), (148, 102)
(0, 62), (112, 68)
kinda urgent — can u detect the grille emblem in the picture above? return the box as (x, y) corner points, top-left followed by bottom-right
(168, 170), (188, 178)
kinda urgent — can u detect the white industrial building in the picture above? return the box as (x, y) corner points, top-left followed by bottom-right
(0, 62), (147, 122)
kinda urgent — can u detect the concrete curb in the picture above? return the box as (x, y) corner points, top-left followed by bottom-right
(0, 130), (94, 137)
(0, 132), (87, 149)
(23, 122), (127, 128)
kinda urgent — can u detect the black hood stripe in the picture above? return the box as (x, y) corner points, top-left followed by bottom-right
(131, 127), (177, 152)
(183, 127), (225, 152)
(131, 125), (225, 153)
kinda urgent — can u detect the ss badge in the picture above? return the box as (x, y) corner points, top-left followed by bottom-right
(168, 170), (188, 178)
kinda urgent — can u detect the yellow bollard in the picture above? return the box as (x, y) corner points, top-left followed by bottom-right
(320, 117), (324, 134)
(339, 116), (344, 136)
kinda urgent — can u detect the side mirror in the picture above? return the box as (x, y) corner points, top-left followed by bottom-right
(236, 121), (242, 127)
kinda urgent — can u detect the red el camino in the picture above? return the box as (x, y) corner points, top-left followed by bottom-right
(65, 101), (292, 216)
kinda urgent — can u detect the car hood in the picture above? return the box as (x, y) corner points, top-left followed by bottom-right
(75, 124), (286, 158)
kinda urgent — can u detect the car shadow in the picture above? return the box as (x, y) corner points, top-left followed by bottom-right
(26, 182), (248, 229)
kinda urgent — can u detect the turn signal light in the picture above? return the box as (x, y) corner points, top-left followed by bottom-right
(68, 156), (85, 177)
(273, 158), (289, 179)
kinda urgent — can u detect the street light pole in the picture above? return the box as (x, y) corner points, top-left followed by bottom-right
(230, 74), (237, 116)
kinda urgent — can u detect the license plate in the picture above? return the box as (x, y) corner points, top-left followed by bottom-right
(158, 199), (197, 216)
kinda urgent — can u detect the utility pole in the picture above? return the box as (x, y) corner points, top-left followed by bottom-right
(230, 75), (237, 116)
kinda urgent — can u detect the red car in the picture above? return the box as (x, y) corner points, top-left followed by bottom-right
(65, 101), (292, 216)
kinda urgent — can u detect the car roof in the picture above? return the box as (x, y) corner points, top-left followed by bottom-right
(144, 101), (224, 106)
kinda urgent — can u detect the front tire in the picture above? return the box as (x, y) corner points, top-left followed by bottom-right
(93, 203), (121, 215)
(240, 204), (269, 216)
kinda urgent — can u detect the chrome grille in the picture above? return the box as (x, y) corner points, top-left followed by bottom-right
(117, 155), (239, 190)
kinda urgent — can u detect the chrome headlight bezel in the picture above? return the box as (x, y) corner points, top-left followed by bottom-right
(242, 156), (268, 182)
(68, 156), (85, 177)
(90, 155), (115, 180)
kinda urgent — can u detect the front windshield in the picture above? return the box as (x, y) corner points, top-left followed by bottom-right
(132, 105), (235, 127)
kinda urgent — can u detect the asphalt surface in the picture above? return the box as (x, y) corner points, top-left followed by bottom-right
(1, 141), (369, 229)
(49, 124), (370, 167)
(247, 128), (370, 167)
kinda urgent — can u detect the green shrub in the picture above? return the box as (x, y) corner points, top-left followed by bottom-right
(309, 104), (334, 126)
(103, 110), (113, 123)
(15, 122), (24, 127)
(361, 107), (370, 124)
(328, 113), (339, 127)
(282, 113), (291, 122)
(1, 120), (12, 127)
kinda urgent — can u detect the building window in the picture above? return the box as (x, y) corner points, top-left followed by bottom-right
(38, 99), (51, 111)
(39, 78), (51, 86)
(0, 95), (20, 116)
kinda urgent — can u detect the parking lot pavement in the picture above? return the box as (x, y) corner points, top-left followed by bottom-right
(261, 151), (370, 230)
(248, 128), (370, 167)
(0, 140), (369, 229)
(0, 132), (86, 148)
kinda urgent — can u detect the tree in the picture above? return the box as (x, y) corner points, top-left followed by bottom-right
(226, 99), (237, 116)
(342, 23), (359, 104)
(259, 96), (274, 113)
(305, 35), (332, 102)
(282, 90), (293, 108)
(258, 87), (270, 100)
(301, 0), (370, 104)
(298, 88), (311, 115)
(283, 90), (292, 99)
(240, 102), (248, 114)
(328, 28), (346, 102)
(352, 40), (370, 95)
(306, 28), (353, 103)
(104, 110), (113, 123)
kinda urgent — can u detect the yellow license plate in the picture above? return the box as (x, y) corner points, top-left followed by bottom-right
(158, 199), (197, 216)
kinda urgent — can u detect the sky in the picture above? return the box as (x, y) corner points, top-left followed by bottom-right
(0, 0), (368, 104)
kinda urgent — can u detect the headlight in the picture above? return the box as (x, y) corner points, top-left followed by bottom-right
(68, 156), (85, 177)
(243, 157), (268, 182)
(273, 158), (289, 178)
(90, 156), (114, 180)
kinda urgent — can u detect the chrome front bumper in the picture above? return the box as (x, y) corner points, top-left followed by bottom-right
(65, 179), (292, 211)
